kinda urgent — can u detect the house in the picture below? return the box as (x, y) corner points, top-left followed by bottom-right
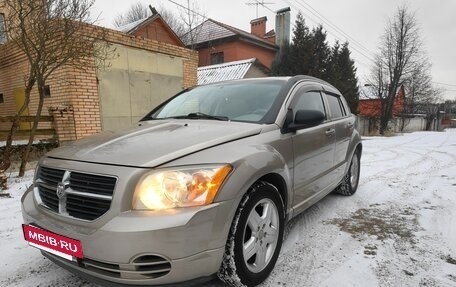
(197, 58), (270, 85)
(358, 85), (406, 118)
(356, 85), (406, 135)
(0, 4), (198, 141)
(116, 7), (183, 46)
(182, 8), (291, 69)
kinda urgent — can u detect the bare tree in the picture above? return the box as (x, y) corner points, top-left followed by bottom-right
(369, 6), (425, 135)
(113, 2), (186, 37)
(180, 0), (206, 46)
(400, 58), (443, 130)
(113, 2), (150, 28)
(1, 0), (111, 177)
(179, 0), (206, 47)
(160, 6), (187, 37)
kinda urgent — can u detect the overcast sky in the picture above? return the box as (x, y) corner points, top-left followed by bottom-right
(91, 0), (456, 100)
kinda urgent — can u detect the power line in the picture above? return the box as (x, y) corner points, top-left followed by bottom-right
(166, 0), (207, 20)
(433, 81), (456, 87)
(293, 0), (374, 56)
(281, 0), (376, 64)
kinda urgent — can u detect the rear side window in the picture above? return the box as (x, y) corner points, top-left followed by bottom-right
(326, 94), (345, 119)
(292, 90), (326, 119)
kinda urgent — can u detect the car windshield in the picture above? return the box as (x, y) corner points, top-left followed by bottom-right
(147, 80), (285, 123)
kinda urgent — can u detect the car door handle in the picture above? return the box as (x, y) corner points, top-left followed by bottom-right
(325, 129), (335, 136)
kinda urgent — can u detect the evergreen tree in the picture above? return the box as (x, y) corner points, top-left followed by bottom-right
(271, 13), (359, 113)
(271, 43), (293, 76)
(272, 12), (312, 75)
(326, 41), (341, 83)
(290, 13), (314, 75)
(309, 25), (331, 79)
(329, 42), (359, 113)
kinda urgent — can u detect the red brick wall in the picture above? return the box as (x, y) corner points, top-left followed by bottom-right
(131, 19), (182, 46)
(358, 86), (406, 117)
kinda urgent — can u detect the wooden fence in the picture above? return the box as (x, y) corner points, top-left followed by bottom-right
(0, 116), (56, 140)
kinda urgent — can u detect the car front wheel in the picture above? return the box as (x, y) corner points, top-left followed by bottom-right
(218, 181), (285, 287)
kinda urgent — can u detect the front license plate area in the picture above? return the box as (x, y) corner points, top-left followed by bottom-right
(22, 224), (83, 261)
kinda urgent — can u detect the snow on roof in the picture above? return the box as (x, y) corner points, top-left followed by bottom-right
(197, 58), (257, 85)
(116, 17), (148, 33)
(359, 85), (378, 100)
(359, 84), (405, 100)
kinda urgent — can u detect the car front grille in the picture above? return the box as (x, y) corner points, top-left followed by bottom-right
(36, 166), (117, 221)
(37, 167), (65, 213)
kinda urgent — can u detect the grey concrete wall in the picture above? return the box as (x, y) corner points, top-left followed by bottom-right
(98, 44), (184, 131)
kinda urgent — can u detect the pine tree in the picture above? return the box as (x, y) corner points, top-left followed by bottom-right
(271, 13), (360, 112)
(272, 12), (312, 75)
(326, 41), (341, 83)
(271, 43), (293, 76)
(309, 25), (331, 79)
(290, 13), (313, 75)
(330, 42), (359, 113)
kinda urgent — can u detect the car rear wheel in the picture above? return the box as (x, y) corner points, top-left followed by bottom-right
(335, 150), (360, 196)
(218, 181), (284, 287)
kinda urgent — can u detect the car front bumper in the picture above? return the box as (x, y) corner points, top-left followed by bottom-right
(21, 184), (235, 286)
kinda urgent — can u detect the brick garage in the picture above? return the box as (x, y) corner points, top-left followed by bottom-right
(0, 24), (198, 142)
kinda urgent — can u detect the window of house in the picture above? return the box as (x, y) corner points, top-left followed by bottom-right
(210, 52), (224, 65)
(42, 85), (51, 98)
(0, 14), (6, 44)
(0, 93), (4, 104)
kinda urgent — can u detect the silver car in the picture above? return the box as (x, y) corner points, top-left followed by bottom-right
(21, 76), (362, 286)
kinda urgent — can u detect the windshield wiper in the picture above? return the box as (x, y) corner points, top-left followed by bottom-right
(149, 112), (229, 121)
(184, 112), (229, 121)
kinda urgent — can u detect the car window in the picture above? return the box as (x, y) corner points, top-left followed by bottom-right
(326, 94), (345, 119)
(292, 90), (326, 119)
(148, 81), (285, 123)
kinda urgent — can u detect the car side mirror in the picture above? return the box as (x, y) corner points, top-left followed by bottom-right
(285, 109), (325, 132)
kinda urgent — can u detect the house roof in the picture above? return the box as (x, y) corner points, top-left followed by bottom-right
(359, 85), (377, 100)
(359, 84), (404, 100)
(182, 19), (278, 51)
(197, 58), (269, 85)
(116, 17), (145, 33)
(115, 11), (184, 46)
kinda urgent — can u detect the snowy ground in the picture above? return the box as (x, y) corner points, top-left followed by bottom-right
(1, 130), (456, 287)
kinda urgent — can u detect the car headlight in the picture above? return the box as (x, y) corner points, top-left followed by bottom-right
(132, 165), (232, 210)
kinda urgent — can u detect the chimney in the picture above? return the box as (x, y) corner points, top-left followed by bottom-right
(250, 16), (267, 37)
(275, 7), (291, 48)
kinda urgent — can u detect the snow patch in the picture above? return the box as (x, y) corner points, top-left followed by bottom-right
(1, 131), (456, 286)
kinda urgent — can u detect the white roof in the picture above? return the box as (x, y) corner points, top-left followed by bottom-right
(197, 58), (257, 85)
(359, 85), (378, 100)
(116, 17), (148, 33)
(359, 84), (404, 100)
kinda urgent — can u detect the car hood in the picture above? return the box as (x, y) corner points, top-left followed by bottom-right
(47, 120), (262, 167)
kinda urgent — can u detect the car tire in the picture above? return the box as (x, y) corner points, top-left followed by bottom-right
(334, 150), (361, 196)
(218, 181), (285, 287)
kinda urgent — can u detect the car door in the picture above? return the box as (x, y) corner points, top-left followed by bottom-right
(324, 92), (354, 180)
(288, 85), (336, 215)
